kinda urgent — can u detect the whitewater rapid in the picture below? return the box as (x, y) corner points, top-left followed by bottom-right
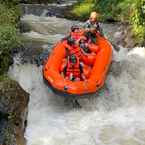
(9, 46), (145, 145)
(9, 1), (145, 144)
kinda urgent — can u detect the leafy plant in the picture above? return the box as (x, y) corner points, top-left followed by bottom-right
(72, 0), (95, 19)
(0, 1), (21, 75)
(0, 25), (21, 51)
(0, 0), (20, 7)
(0, 4), (20, 26)
(130, 0), (145, 43)
(0, 49), (13, 75)
(71, 0), (145, 43)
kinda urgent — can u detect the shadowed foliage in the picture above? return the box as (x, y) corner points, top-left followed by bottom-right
(71, 0), (145, 44)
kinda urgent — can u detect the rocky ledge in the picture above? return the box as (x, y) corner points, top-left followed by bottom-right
(0, 77), (29, 145)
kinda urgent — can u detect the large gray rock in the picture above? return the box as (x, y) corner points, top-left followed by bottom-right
(0, 78), (29, 145)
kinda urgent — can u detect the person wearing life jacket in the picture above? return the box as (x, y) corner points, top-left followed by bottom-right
(79, 37), (91, 53)
(61, 25), (84, 43)
(83, 11), (104, 43)
(78, 37), (101, 65)
(65, 55), (85, 81)
(64, 36), (97, 65)
(79, 38), (100, 54)
(70, 25), (84, 41)
(65, 36), (83, 59)
(60, 57), (91, 80)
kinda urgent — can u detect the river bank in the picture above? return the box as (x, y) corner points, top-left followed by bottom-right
(0, 1), (29, 145)
(0, 77), (29, 145)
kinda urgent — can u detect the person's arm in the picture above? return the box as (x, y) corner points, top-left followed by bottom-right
(80, 63), (86, 80)
(83, 21), (92, 32)
(83, 23), (98, 33)
(89, 22), (102, 33)
(79, 63), (83, 73)
(60, 59), (67, 72)
(96, 22), (104, 36)
(85, 22), (104, 35)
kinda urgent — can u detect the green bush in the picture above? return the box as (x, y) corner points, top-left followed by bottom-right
(0, 24), (21, 75)
(130, 0), (145, 43)
(0, 4), (20, 26)
(95, 0), (121, 21)
(71, 0), (96, 20)
(0, 0), (20, 7)
(0, 1), (21, 75)
(72, 2), (94, 18)
(71, 0), (145, 44)
(72, 0), (121, 21)
(0, 25), (21, 51)
(0, 50), (13, 75)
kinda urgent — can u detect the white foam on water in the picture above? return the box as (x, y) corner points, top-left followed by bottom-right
(11, 1), (145, 144)
(128, 47), (145, 58)
(39, 0), (77, 7)
(21, 14), (78, 30)
(21, 14), (79, 38)
(9, 47), (145, 145)
(22, 31), (64, 43)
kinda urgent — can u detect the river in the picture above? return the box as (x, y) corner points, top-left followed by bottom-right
(9, 0), (145, 145)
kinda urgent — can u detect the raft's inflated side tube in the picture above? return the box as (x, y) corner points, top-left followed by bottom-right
(43, 33), (112, 96)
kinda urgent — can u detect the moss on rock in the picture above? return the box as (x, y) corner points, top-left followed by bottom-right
(0, 50), (13, 75)
(0, 78), (29, 145)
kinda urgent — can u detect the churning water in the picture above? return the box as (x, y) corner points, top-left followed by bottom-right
(9, 1), (145, 145)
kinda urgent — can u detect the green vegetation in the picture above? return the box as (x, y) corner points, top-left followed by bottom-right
(0, 74), (10, 82)
(71, 0), (145, 44)
(0, 49), (13, 75)
(0, 0), (21, 75)
(0, 0), (20, 6)
(0, 25), (21, 51)
(0, 0), (58, 76)
(130, 0), (145, 43)
(72, 1), (94, 18)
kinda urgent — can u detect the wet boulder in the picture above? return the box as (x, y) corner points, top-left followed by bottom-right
(0, 77), (29, 145)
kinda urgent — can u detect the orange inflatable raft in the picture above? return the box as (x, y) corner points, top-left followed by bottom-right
(43, 32), (112, 96)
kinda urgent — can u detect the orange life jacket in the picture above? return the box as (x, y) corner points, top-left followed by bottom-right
(65, 43), (82, 59)
(66, 57), (81, 79)
(88, 43), (100, 53)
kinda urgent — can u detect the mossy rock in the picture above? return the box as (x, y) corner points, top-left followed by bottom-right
(0, 112), (16, 145)
(0, 50), (13, 75)
(0, 77), (29, 145)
